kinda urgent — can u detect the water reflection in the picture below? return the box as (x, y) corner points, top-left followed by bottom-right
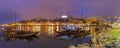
(0, 25), (103, 48)
(3, 35), (39, 42)
(1, 25), (97, 42)
(11, 24), (97, 34)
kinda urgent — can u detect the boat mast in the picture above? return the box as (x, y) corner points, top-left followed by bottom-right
(10, 10), (17, 23)
(81, 10), (83, 18)
(14, 11), (17, 23)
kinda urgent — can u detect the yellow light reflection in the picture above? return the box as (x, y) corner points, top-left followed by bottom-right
(56, 25), (59, 31)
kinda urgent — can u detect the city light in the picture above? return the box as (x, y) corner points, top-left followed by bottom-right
(61, 15), (68, 19)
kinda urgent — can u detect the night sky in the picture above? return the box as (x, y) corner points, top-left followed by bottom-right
(0, 0), (120, 23)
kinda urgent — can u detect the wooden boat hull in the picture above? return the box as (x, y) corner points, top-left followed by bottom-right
(5, 32), (39, 38)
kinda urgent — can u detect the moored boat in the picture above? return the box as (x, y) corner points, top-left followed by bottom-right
(1, 27), (39, 38)
(4, 31), (39, 38)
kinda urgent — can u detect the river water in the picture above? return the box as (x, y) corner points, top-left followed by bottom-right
(0, 25), (92, 48)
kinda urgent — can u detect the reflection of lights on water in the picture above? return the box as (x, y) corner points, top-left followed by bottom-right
(10, 22), (97, 36)
(47, 26), (54, 36)
(17, 39), (19, 40)
(27, 26), (30, 31)
(19, 24), (22, 30)
(45, 26), (48, 33)
(56, 26), (59, 31)
(35, 26), (41, 32)
(60, 36), (69, 40)
(23, 39), (27, 41)
(1, 37), (4, 40)
(51, 26), (54, 35)
(32, 26), (36, 32)
(48, 26), (50, 32)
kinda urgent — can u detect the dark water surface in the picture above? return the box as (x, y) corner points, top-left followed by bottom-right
(0, 32), (71, 48)
(0, 26), (92, 48)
